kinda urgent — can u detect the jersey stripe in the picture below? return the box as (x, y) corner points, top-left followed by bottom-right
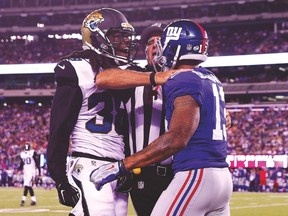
(130, 91), (137, 154)
(143, 85), (153, 148)
(127, 85), (166, 155)
(194, 22), (207, 53)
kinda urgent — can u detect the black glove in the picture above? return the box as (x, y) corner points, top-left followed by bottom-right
(56, 180), (80, 207)
(116, 172), (133, 193)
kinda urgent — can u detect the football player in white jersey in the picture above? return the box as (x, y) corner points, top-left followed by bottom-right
(47, 8), (173, 216)
(18, 143), (40, 206)
(91, 19), (233, 216)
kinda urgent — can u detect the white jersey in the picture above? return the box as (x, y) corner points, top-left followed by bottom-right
(69, 60), (125, 160)
(20, 149), (37, 187)
(48, 57), (129, 215)
(20, 150), (37, 174)
(48, 58), (129, 184)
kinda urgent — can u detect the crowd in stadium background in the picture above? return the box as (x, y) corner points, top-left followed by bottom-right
(0, 0), (288, 195)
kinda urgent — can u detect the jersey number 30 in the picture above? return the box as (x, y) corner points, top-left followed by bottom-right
(86, 92), (122, 134)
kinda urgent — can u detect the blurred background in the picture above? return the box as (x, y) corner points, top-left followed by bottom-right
(0, 0), (288, 193)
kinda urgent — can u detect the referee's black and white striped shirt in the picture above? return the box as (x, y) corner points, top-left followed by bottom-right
(124, 65), (172, 165)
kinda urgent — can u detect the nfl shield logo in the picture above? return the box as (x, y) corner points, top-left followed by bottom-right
(137, 181), (144, 190)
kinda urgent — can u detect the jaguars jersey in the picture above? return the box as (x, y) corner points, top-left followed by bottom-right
(48, 58), (127, 184)
(20, 150), (37, 173)
(164, 67), (229, 173)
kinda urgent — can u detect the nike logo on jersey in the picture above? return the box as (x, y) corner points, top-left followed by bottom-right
(105, 165), (115, 171)
(58, 64), (65, 70)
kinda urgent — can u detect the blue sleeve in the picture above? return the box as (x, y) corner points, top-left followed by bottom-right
(164, 71), (203, 123)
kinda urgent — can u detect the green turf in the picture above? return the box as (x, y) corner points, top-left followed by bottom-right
(230, 192), (288, 216)
(0, 187), (136, 216)
(0, 187), (287, 216)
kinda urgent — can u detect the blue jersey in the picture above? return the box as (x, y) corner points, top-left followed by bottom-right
(164, 68), (228, 173)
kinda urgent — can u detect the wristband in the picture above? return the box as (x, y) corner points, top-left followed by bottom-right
(119, 160), (127, 175)
(149, 72), (157, 86)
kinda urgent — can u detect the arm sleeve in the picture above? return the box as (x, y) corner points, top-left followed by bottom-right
(18, 159), (24, 171)
(33, 151), (41, 175)
(47, 60), (83, 185)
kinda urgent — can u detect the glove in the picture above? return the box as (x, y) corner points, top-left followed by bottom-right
(56, 180), (80, 207)
(90, 160), (127, 191)
(116, 172), (133, 193)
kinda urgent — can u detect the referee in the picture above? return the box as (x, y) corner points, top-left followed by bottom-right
(125, 23), (174, 216)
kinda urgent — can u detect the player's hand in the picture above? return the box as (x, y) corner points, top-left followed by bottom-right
(56, 180), (80, 207)
(154, 70), (173, 85)
(155, 69), (189, 85)
(90, 160), (127, 191)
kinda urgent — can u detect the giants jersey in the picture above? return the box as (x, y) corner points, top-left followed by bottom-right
(164, 68), (229, 173)
(20, 150), (37, 173)
(48, 58), (127, 183)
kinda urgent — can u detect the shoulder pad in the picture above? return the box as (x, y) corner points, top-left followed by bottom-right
(54, 60), (78, 84)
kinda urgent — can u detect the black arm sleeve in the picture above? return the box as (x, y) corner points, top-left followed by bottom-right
(47, 60), (83, 185)
(33, 151), (41, 176)
(18, 159), (24, 171)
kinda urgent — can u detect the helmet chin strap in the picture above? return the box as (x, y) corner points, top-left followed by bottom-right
(171, 45), (181, 69)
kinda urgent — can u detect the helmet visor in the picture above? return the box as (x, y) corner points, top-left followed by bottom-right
(106, 28), (137, 63)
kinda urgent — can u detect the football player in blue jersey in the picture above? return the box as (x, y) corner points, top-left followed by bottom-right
(47, 8), (173, 216)
(90, 19), (233, 216)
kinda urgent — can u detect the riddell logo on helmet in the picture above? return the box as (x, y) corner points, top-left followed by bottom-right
(166, 27), (182, 40)
(84, 12), (104, 32)
(121, 22), (134, 30)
